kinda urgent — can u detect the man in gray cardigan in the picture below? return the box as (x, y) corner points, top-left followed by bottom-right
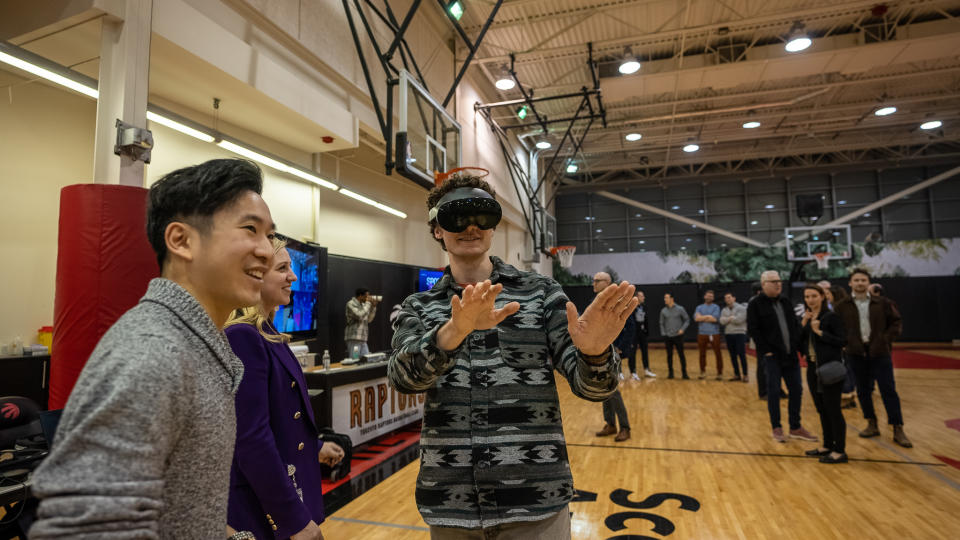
(30, 159), (276, 539)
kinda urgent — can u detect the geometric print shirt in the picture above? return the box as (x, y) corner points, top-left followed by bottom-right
(387, 256), (620, 529)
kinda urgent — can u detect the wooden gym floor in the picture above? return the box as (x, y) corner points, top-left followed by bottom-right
(322, 348), (960, 540)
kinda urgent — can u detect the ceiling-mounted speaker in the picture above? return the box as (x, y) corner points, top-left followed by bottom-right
(796, 194), (824, 220)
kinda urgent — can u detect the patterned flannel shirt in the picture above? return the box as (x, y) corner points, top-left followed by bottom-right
(345, 297), (377, 342)
(388, 256), (620, 529)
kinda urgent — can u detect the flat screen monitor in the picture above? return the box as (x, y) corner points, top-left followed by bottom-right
(273, 236), (325, 339)
(417, 269), (445, 292)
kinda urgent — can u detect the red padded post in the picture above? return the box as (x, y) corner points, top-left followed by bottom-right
(49, 184), (158, 409)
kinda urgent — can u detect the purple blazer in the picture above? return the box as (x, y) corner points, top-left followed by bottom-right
(225, 323), (325, 539)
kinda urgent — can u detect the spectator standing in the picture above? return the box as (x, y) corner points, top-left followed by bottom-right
(593, 272), (631, 442)
(660, 293), (690, 379)
(720, 292), (748, 382)
(694, 290), (724, 380)
(747, 270), (818, 444)
(632, 290), (656, 379)
(799, 283), (848, 464)
(835, 269), (912, 447)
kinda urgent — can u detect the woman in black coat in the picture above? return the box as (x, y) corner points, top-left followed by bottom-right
(800, 283), (848, 464)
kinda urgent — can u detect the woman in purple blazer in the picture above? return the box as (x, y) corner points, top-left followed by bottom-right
(225, 239), (343, 540)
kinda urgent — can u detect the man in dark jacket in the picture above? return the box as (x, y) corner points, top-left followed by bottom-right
(835, 269), (911, 447)
(747, 270), (817, 444)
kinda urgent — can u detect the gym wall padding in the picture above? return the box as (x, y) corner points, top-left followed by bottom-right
(50, 184), (158, 409)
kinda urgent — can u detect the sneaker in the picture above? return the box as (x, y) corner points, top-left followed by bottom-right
(644, 369), (657, 378)
(667, 373), (675, 379)
(619, 372), (625, 381)
(631, 373), (641, 381)
(728, 375), (742, 381)
(715, 374), (723, 381)
(742, 375), (749, 383)
(772, 427), (786, 443)
(789, 427), (818, 442)
(682, 373), (690, 380)
(698, 372), (707, 380)
(614, 428), (631, 442)
(805, 448), (830, 457)
(595, 424), (617, 437)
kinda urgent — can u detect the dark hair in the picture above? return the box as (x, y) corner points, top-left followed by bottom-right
(426, 175), (497, 251)
(724, 291), (735, 298)
(147, 159), (263, 269)
(804, 283), (826, 296)
(355, 287), (369, 297)
(830, 286), (849, 303)
(849, 267), (872, 280)
(751, 281), (762, 294)
(704, 289), (714, 296)
(664, 293), (673, 299)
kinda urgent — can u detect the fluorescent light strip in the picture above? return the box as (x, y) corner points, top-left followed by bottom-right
(0, 50), (98, 98)
(1, 45), (402, 218)
(285, 167), (339, 191)
(146, 111), (215, 143)
(339, 189), (407, 219)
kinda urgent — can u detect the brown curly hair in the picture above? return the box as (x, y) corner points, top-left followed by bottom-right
(426, 175), (497, 251)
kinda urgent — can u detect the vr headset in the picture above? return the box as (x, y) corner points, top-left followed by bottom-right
(428, 187), (502, 233)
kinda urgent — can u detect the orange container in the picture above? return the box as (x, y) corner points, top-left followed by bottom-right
(37, 326), (53, 352)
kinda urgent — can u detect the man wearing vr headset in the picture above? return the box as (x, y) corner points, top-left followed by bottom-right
(389, 174), (638, 538)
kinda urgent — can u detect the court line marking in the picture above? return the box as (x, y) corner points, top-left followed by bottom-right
(328, 516), (430, 531)
(844, 423), (960, 492)
(567, 442), (946, 466)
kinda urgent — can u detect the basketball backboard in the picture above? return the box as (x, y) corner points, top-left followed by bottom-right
(784, 224), (852, 261)
(395, 70), (461, 189)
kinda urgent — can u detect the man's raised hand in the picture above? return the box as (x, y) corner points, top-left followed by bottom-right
(450, 280), (520, 333)
(565, 281), (639, 356)
(437, 280), (520, 351)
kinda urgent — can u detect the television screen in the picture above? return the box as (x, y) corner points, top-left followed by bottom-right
(273, 237), (322, 335)
(417, 269), (445, 292)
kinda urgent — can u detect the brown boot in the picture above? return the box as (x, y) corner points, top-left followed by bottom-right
(893, 425), (913, 448)
(859, 418), (880, 438)
(615, 428), (631, 442)
(596, 424), (617, 437)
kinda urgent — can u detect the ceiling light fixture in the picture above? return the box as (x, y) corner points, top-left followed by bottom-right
(447, 1), (464, 21)
(618, 46), (641, 75)
(536, 140), (552, 149)
(146, 111), (215, 143)
(874, 106), (897, 116)
(566, 163), (578, 174)
(494, 64), (515, 90)
(742, 120), (761, 129)
(920, 120), (942, 130)
(0, 43), (407, 218)
(683, 142), (700, 153)
(785, 22), (812, 52)
(625, 132), (642, 142)
(0, 49), (99, 98)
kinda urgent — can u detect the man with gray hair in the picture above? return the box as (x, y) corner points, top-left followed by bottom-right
(747, 270), (817, 443)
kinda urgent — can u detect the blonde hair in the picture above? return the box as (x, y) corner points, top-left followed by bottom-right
(225, 236), (290, 343)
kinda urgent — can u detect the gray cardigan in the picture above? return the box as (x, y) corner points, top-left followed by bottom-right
(30, 278), (244, 539)
(720, 302), (748, 335)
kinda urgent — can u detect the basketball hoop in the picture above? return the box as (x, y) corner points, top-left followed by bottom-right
(550, 246), (576, 268)
(434, 167), (490, 187)
(813, 252), (830, 270)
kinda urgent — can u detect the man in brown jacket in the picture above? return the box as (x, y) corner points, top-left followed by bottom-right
(834, 268), (912, 447)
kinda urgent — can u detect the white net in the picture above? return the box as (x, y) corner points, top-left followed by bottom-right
(814, 253), (830, 270)
(551, 246), (576, 268)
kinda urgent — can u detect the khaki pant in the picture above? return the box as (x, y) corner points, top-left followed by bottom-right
(429, 506), (571, 540)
